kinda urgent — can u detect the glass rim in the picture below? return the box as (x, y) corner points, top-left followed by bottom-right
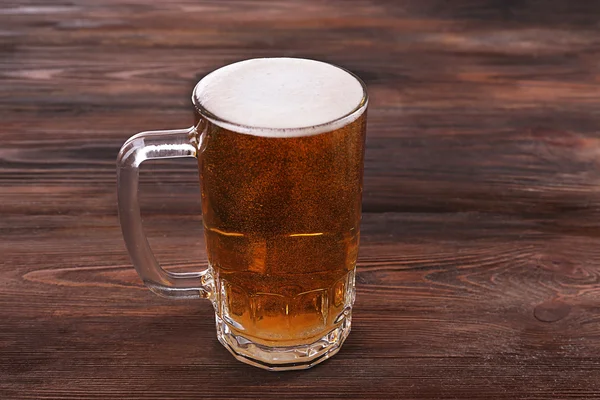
(191, 58), (368, 137)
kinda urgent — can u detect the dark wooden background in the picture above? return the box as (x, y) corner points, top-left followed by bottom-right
(3, 0), (600, 398)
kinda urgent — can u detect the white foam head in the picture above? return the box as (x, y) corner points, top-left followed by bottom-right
(193, 58), (367, 137)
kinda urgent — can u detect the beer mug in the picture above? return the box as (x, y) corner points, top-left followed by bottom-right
(117, 58), (368, 370)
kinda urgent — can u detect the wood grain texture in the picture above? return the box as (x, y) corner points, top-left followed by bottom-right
(2, 0), (600, 398)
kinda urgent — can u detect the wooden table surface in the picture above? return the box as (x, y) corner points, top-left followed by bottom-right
(3, 1), (600, 398)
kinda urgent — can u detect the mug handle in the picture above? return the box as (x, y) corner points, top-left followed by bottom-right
(116, 127), (213, 299)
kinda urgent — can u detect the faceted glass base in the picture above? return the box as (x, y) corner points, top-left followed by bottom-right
(215, 313), (352, 371)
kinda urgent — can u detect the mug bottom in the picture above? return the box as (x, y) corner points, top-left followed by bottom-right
(215, 313), (352, 371)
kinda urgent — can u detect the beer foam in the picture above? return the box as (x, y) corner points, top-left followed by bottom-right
(193, 58), (367, 137)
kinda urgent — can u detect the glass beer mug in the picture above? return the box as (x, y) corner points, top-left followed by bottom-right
(117, 58), (368, 370)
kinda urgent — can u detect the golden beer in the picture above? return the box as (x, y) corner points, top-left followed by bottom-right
(198, 113), (366, 346)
